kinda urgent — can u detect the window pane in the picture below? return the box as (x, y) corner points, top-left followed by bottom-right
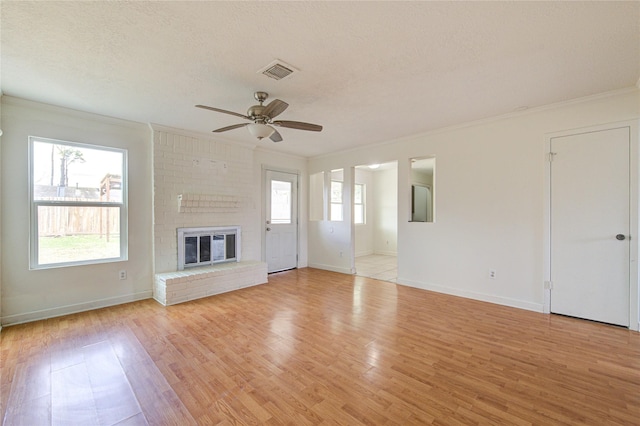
(354, 184), (362, 204)
(331, 181), (342, 203)
(212, 235), (225, 261)
(199, 236), (211, 262)
(354, 205), (364, 224)
(271, 180), (292, 224)
(226, 234), (236, 259)
(331, 203), (343, 221)
(32, 141), (123, 203)
(37, 205), (121, 264)
(185, 237), (198, 264)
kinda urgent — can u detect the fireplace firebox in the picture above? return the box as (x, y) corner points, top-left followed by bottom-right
(177, 226), (241, 270)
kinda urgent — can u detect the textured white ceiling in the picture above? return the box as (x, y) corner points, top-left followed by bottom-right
(2, 1), (639, 157)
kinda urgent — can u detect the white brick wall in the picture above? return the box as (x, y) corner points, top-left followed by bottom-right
(152, 127), (260, 273)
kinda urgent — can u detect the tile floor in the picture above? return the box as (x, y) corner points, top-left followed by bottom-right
(354, 254), (397, 283)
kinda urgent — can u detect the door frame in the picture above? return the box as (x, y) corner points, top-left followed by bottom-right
(543, 120), (639, 330)
(262, 165), (300, 270)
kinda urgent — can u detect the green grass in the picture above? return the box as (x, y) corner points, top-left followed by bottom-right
(39, 234), (120, 265)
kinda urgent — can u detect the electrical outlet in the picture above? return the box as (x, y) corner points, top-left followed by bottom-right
(489, 269), (496, 279)
(339, 251), (343, 257)
(119, 270), (127, 280)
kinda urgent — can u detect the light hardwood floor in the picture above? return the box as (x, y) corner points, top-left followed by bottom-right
(1, 268), (639, 425)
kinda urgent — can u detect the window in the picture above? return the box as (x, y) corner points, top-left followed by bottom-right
(271, 180), (292, 224)
(354, 183), (365, 224)
(330, 180), (343, 221)
(30, 137), (127, 268)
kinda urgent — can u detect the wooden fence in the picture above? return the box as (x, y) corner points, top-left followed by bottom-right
(37, 205), (120, 237)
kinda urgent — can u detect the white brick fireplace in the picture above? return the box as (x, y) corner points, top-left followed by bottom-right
(151, 126), (267, 306)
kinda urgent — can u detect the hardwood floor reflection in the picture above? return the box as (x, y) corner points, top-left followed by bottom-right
(2, 268), (640, 424)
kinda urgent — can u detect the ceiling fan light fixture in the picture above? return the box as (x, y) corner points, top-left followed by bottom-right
(247, 123), (275, 140)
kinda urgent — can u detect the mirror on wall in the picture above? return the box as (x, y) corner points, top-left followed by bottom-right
(410, 157), (435, 222)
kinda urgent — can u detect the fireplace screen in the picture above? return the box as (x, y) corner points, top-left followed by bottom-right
(178, 226), (240, 270)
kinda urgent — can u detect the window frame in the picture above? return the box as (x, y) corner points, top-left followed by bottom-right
(29, 136), (128, 269)
(354, 182), (366, 225)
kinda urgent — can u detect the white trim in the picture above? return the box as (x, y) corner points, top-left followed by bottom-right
(397, 278), (544, 313)
(373, 249), (398, 257)
(1, 291), (152, 326)
(308, 263), (354, 275)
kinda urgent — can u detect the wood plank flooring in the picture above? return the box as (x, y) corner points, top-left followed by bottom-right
(2, 268), (639, 425)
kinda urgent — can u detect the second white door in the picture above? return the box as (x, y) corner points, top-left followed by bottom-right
(265, 170), (298, 273)
(550, 126), (630, 327)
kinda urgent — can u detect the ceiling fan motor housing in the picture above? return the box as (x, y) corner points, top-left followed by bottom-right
(247, 105), (266, 120)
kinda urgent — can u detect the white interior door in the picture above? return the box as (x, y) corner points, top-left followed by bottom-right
(550, 127), (630, 326)
(265, 170), (298, 273)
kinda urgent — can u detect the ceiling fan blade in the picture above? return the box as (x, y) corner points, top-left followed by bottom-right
(273, 120), (323, 132)
(212, 123), (248, 133)
(269, 129), (283, 142)
(262, 99), (289, 119)
(195, 104), (249, 120)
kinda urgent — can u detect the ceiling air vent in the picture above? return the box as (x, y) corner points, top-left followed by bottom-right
(258, 60), (298, 81)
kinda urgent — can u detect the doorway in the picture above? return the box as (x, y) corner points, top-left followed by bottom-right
(265, 169), (298, 273)
(548, 126), (631, 327)
(353, 161), (398, 282)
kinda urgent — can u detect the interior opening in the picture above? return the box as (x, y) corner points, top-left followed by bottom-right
(353, 161), (398, 282)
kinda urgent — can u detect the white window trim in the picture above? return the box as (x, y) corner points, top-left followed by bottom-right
(354, 183), (366, 225)
(29, 136), (128, 269)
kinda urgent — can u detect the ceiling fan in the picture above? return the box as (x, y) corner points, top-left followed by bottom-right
(196, 91), (322, 142)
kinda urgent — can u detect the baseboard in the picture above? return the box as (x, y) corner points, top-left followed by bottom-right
(373, 250), (397, 256)
(1, 291), (153, 326)
(355, 250), (374, 258)
(397, 278), (544, 313)
(308, 263), (354, 275)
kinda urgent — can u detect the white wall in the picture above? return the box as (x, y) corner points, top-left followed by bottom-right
(373, 166), (398, 255)
(308, 166), (353, 273)
(0, 95), (3, 328)
(308, 89), (640, 320)
(1, 97), (154, 325)
(354, 168), (374, 257)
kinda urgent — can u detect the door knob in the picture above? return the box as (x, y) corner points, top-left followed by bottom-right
(266, 227), (271, 232)
(616, 234), (626, 241)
